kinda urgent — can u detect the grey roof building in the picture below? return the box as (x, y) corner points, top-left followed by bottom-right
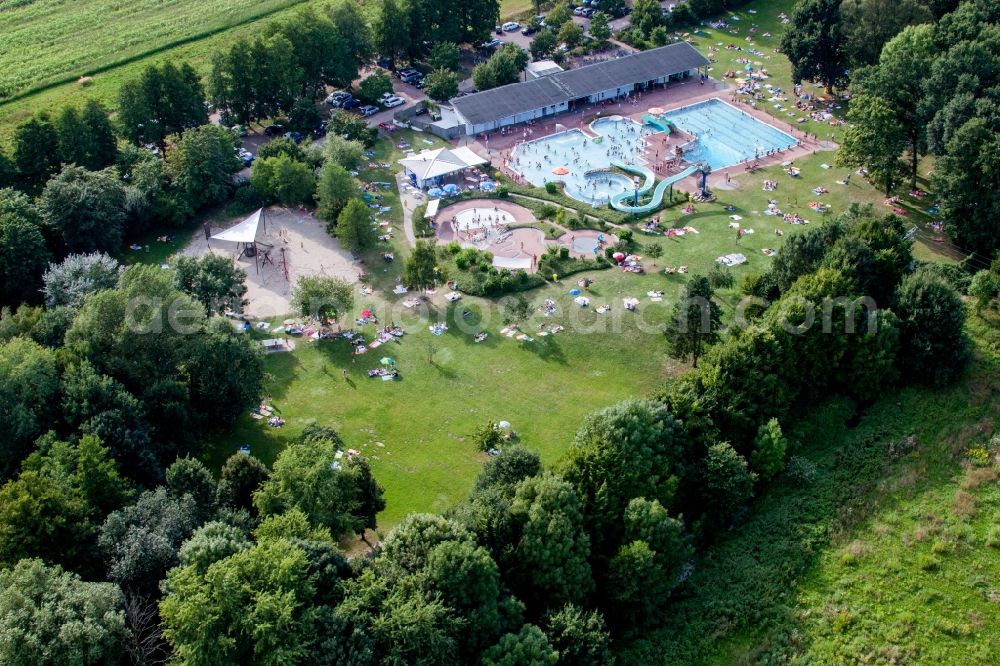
(449, 42), (709, 134)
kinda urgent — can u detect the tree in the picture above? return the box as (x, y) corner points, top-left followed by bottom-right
(699, 442), (755, 526)
(42, 252), (122, 309)
(545, 4), (573, 30)
(780, 0), (847, 94)
(0, 559), (126, 666)
(482, 624), (559, 666)
(335, 198), (377, 252)
(558, 21), (585, 49)
(565, 399), (682, 558)
(328, 1), (373, 84)
(430, 42), (463, 71)
(543, 604), (612, 666)
(253, 436), (362, 535)
(345, 456), (385, 538)
(0, 337), (59, 474)
(860, 25), (936, 190)
(177, 521), (250, 573)
(288, 97), (323, 134)
(217, 452), (269, 512)
(316, 163), (356, 222)
(117, 62), (208, 147)
(893, 268), (969, 386)
(403, 240), (441, 290)
(839, 0), (931, 68)
(632, 0), (664, 38)
(165, 124), (241, 215)
(11, 113), (60, 194)
(172, 254), (248, 314)
(664, 275), (722, 367)
(837, 95), (906, 195)
(509, 473), (593, 609)
(474, 446), (541, 493)
(589, 12), (612, 41)
(502, 294), (533, 329)
(291, 275), (354, 322)
(0, 210), (48, 306)
(0, 436), (128, 572)
(968, 269), (1000, 312)
(324, 135), (365, 170)
(358, 71), (394, 104)
(39, 166), (127, 254)
(374, 0), (412, 69)
(426, 68), (461, 102)
(257, 137), (306, 163)
(646, 242), (664, 267)
(751, 417), (788, 480)
(932, 119), (1000, 258)
(166, 456), (218, 522)
(473, 420), (505, 453)
(250, 154), (316, 205)
(55, 101), (118, 172)
(0, 147), (14, 190)
(99, 487), (201, 593)
(161, 527), (332, 665)
(473, 44), (529, 91)
(531, 30), (558, 60)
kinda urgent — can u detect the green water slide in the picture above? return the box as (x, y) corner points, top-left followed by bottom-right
(642, 113), (677, 134)
(609, 162), (699, 214)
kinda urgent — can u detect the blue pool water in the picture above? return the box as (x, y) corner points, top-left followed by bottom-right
(510, 117), (655, 205)
(661, 99), (797, 169)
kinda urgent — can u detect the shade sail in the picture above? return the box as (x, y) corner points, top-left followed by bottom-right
(398, 147), (488, 182)
(425, 198), (440, 219)
(211, 209), (263, 243)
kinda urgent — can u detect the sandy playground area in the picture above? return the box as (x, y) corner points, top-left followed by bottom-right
(181, 207), (359, 318)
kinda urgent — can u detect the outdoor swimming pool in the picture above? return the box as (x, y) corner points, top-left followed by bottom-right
(661, 99), (797, 169)
(510, 117), (655, 205)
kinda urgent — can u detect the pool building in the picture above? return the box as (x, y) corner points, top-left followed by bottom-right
(448, 43), (710, 136)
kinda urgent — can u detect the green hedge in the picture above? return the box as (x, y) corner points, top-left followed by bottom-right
(439, 244), (608, 297)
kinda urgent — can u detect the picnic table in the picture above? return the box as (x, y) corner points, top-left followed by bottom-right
(260, 338), (285, 350)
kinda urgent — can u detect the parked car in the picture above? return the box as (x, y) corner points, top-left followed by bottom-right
(340, 97), (361, 110)
(359, 105), (379, 117)
(582, 7), (594, 16)
(495, 25), (503, 34)
(521, 25), (537, 35)
(502, 21), (520, 31)
(482, 38), (503, 49)
(237, 148), (254, 166)
(286, 131), (306, 143)
(573, 7), (585, 15)
(381, 96), (405, 108)
(414, 105), (428, 115)
(263, 124), (285, 137)
(311, 122), (328, 138)
(229, 124), (248, 137)
(397, 68), (420, 79)
(325, 91), (351, 106)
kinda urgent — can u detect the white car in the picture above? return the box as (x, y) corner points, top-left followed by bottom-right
(502, 21), (520, 31)
(381, 95), (405, 108)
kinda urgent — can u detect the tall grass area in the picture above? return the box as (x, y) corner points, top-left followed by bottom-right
(623, 315), (1000, 664)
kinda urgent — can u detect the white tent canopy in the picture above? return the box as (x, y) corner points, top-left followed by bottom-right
(211, 208), (264, 243)
(425, 198), (440, 220)
(398, 147), (488, 188)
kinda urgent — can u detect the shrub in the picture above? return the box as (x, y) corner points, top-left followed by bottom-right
(446, 242), (462, 255)
(559, 247), (570, 260)
(708, 263), (735, 289)
(497, 186), (509, 198)
(545, 182), (558, 195)
(786, 456), (818, 485)
(539, 204), (558, 220)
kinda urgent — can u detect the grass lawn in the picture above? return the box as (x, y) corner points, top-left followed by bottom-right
(208, 301), (675, 528)
(680, 0), (851, 144)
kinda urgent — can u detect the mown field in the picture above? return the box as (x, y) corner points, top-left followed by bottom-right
(0, 0), (311, 100)
(0, 0), (343, 140)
